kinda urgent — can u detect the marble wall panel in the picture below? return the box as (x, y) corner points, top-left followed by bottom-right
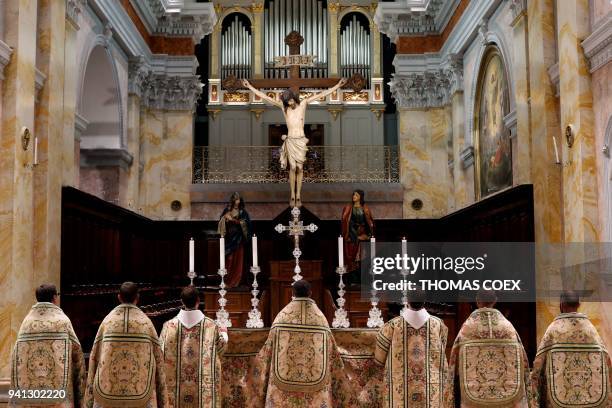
(139, 108), (164, 218)
(162, 111), (193, 220)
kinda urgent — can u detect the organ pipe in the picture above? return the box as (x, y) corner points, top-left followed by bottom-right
(340, 14), (371, 87)
(221, 14), (252, 80)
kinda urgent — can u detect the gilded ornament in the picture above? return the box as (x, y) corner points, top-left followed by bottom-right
(223, 92), (250, 103)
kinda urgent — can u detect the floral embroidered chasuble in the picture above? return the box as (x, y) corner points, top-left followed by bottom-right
(248, 298), (357, 407)
(531, 313), (611, 407)
(10, 302), (86, 407)
(159, 315), (226, 408)
(374, 315), (449, 407)
(85, 304), (168, 408)
(444, 308), (533, 408)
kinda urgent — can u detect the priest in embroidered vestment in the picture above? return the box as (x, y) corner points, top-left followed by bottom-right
(444, 290), (533, 408)
(531, 291), (611, 407)
(10, 284), (86, 408)
(248, 279), (356, 407)
(159, 286), (228, 408)
(85, 282), (169, 408)
(375, 291), (449, 407)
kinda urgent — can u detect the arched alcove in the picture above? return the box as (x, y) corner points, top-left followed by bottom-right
(79, 44), (122, 150)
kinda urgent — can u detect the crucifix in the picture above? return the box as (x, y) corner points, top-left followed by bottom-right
(223, 31), (365, 208)
(274, 207), (318, 281)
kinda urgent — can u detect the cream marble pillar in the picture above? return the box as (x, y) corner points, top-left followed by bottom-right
(62, 18), (78, 187)
(122, 94), (142, 212)
(557, 0), (599, 243)
(451, 91), (475, 209)
(556, 0), (609, 347)
(33, 0), (66, 289)
(252, 3), (264, 79)
(527, 0), (565, 340)
(328, 3), (339, 77)
(0, 0), (38, 378)
(162, 110), (193, 220)
(399, 108), (452, 218)
(139, 107), (164, 219)
(510, 3), (532, 185)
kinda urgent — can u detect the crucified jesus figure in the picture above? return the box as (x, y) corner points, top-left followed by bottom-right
(242, 78), (347, 208)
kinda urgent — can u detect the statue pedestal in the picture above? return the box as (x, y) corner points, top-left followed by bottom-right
(268, 260), (323, 321)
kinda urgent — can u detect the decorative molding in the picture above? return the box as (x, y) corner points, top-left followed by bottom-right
(390, 70), (451, 108)
(374, 0), (461, 41)
(66, 0), (86, 29)
(328, 107), (343, 120)
(547, 62), (560, 97)
(503, 109), (517, 139)
(582, 11), (612, 73)
(35, 68), (47, 102)
(80, 148), (134, 169)
(509, 0), (527, 26)
(128, 56), (151, 97)
(141, 74), (203, 111)
(371, 108), (385, 120)
(443, 52), (463, 95)
(75, 112), (90, 140)
(0, 40), (13, 80)
(460, 145), (474, 169)
(250, 108), (264, 121)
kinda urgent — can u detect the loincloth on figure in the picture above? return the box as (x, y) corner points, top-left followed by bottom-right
(280, 132), (309, 169)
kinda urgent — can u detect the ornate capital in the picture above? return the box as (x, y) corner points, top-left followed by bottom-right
(478, 17), (489, 46)
(251, 2), (264, 13)
(66, 0), (86, 29)
(328, 2), (341, 14)
(443, 53), (463, 95)
(128, 57), (151, 97)
(142, 74), (203, 111)
(389, 70), (451, 109)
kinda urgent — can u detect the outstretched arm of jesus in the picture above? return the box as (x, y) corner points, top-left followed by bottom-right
(242, 79), (283, 108)
(303, 78), (348, 104)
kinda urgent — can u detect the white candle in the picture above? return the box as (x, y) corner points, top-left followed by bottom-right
(370, 236), (376, 259)
(401, 237), (407, 257)
(338, 236), (344, 267)
(189, 238), (195, 272)
(33, 136), (39, 165)
(552, 136), (560, 163)
(219, 237), (225, 270)
(252, 235), (258, 267)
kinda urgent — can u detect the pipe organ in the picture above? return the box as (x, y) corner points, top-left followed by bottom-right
(340, 14), (370, 87)
(264, 0), (328, 79)
(221, 14), (252, 80)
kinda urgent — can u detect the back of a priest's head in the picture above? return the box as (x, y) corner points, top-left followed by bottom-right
(36, 284), (58, 304)
(181, 286), (200, 310)
(560, 290), (580, 313)
(476, 289), (497, 308)
(292, 279), (311, 298)
(118, 281), (139, 305)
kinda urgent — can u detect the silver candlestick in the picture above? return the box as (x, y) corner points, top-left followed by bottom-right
(187, 270), (196, 286)
(367, 288), (384, 328)
(215, 267), (232, 329)
(332, 266), (350, 328)
(246, 265), (264, 328)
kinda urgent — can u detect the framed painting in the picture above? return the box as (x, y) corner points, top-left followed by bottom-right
(474, 46), (512, 199)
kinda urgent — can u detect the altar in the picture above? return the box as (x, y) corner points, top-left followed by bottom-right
(220, 328), (384, 407)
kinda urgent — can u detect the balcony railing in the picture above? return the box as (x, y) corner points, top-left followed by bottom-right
(193, 145), (399, 184)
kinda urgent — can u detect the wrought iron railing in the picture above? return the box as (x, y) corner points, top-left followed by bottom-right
(193, 145), (399, 183)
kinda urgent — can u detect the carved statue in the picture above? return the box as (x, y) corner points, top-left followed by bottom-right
(341, 189), (375, 279)
(242, 78), (347, 207)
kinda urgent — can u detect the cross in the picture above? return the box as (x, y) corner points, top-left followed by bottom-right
(223, 31), (366, 95)
(275, 207), (318, 281)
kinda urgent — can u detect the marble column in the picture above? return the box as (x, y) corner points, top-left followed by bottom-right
(123, 94), (142, 212)
(139, 106), (164, 218)
(527, 0), (564, 340)
(450, 92), (475, 209)
(33, 0), (66, 290)
(62, 14), (79, 187)
(252, 3), (264, 79)
(557, 0), (599, 243)
(0, 0), (38, 379)
(399, 108), (452, 218)
(210, 22), (221, 79)
(371, 23), (382, 78)
(510, 0), (532, 185)
(328, 3), (339, 77)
